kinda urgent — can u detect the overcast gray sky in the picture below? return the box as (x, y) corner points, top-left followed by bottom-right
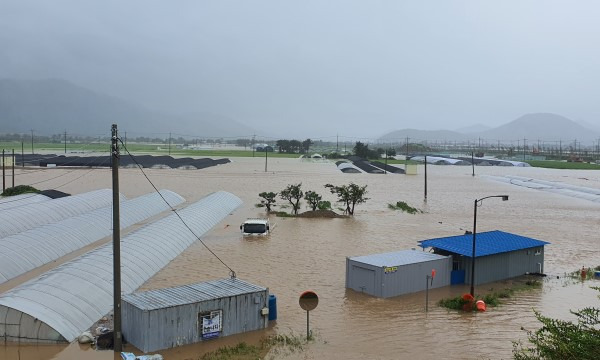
(1, 1), (599, 138)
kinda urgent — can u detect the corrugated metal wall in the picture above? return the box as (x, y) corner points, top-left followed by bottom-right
(346, 257), (452, 298)
(123, 290), (268, 352)
(462, 247), (545, 286)
(381, 257), (451, 298)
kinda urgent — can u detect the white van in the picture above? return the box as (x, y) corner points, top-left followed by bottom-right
(240, 219), (270, 236)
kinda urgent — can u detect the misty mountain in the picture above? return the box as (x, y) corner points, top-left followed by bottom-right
(378, 128), (471, 143)
(0, 79), (258, 138)
(478, 113), (599, 143)
(455, 124), (492, 134)
(379, 113), (599, 144)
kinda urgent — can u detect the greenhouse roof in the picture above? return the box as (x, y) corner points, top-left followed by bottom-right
(0, 190), (185, 284)
(0, 189), (122, 239)
(0, 191), (242, 342)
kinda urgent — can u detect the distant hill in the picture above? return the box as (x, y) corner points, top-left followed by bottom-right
(455, 123), (492, 134)
(379, 113), (599, 144)
(0, 78), (258, 138)
(378, 128), (470, 142)
(479, 113), (599, 143)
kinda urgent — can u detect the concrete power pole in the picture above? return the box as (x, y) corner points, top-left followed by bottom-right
(111, 124), (122, 352)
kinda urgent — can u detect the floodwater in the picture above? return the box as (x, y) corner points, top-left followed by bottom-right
(2, 157), (599, 360)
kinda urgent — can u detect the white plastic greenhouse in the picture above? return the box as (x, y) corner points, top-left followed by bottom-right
(0, 190), (185, 284)
(0, 191), (242, 343)
(0, 193), (51, 211)
(0, 189), (123, 239)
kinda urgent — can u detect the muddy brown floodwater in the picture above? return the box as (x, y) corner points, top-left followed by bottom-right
(2, 157), (599, 360)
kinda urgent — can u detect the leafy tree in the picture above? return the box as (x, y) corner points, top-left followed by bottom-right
(304, 191), (322, 212)
(289, 140), (302, 153)
(317, 200), (331, 210)
(324, 183), (369, 215)
(280, 183), (303, 215)
(354, 141), (369, 158)
(302, 138), (314, 153)
(386, 148), (397, 157)
(276, 139), (290, 153)
(256, 192), (277, 212)
(513, 286), (600, 360)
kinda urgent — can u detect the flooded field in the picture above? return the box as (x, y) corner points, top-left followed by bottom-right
(2, 157), (599, 359)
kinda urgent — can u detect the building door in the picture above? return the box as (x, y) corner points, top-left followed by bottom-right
(352, 266), (375, 294)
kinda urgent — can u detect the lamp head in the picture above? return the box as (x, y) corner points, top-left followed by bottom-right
(501, 195), (509, 201)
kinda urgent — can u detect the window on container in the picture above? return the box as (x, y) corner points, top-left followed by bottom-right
(199, 310), (223, 339)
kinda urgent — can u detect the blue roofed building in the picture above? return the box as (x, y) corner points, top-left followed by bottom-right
(418, 230), (550, 286)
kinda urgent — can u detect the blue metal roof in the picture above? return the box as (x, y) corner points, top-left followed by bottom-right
(418, 230), (549, 258)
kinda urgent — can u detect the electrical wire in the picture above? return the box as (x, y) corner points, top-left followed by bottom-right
(118, 137), (237, 278)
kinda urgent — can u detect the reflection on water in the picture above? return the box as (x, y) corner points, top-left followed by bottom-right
(2, 159), (599, 359)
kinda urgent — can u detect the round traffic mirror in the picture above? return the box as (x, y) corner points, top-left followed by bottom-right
(299, 290), (319, 311)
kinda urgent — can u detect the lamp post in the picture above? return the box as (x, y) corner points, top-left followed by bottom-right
(470, 195), (509, 296)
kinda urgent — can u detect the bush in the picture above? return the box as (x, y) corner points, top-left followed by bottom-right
(1, 185), (40, 196)
(388, 201), (422, 214)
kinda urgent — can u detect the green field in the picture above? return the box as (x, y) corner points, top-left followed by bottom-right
(525, 160), (600, 170)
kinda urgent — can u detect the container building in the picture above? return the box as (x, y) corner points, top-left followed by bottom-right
(122, 278), (268, 352)
(346, 249), (452, 298)
(418, 230), (550, 286)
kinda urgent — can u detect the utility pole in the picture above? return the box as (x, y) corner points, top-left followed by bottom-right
(124, 132), (127, 148)
(559, 139), (562, 160)
(64, 130), (67, 154)
(384, 149), (388, 174)
(168, 132), (171, 156)
(111, 124), (122, 352)
(336, 134), (339, 153)
(265, 144), (268, 172)
(30, 129), (34, 154)
(252, 134), (256, 157)
(523, 138), (526, 161)
(2, 149), (5, 192)
(12, 149), (15, 188)
(471, 152), (475, 177)
(424, 155), (427, 201)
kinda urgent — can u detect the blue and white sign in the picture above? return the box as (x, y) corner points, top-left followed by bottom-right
(202, 310), (222, 339)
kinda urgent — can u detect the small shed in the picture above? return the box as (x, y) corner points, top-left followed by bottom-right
(122, 278), (269, 353)
(418, 230), (550, 286)
(346, 249), (452, 298)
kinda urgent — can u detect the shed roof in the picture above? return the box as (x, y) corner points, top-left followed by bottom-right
(349, 249), (449, 267)
(123, 278), (266, 311)
(418, 230), (550, 258)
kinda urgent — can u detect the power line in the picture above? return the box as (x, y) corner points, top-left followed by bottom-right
(118, 138), (237, 278)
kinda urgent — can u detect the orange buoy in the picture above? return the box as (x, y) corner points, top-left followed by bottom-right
(476, 300), (486, 312)
(462, 293), (475, 301)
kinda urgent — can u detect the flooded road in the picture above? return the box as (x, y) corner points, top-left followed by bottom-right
(2, 158), (599, 359)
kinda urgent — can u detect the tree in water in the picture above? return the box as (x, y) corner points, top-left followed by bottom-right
(256, 192), (277, 212)
(324, 183), (369, 215)
(304, 191), (323, 211)
(513, 286), (600, 360)
(280, 183), (303, 215)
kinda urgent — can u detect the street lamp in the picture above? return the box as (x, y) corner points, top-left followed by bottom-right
(470, 195), (509, 296)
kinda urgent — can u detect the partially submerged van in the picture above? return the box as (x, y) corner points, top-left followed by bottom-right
(240, 219), (270, 236)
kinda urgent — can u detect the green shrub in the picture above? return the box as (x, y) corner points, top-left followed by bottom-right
(388, 201), (422, 214)
(1, 185), (40, 197)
